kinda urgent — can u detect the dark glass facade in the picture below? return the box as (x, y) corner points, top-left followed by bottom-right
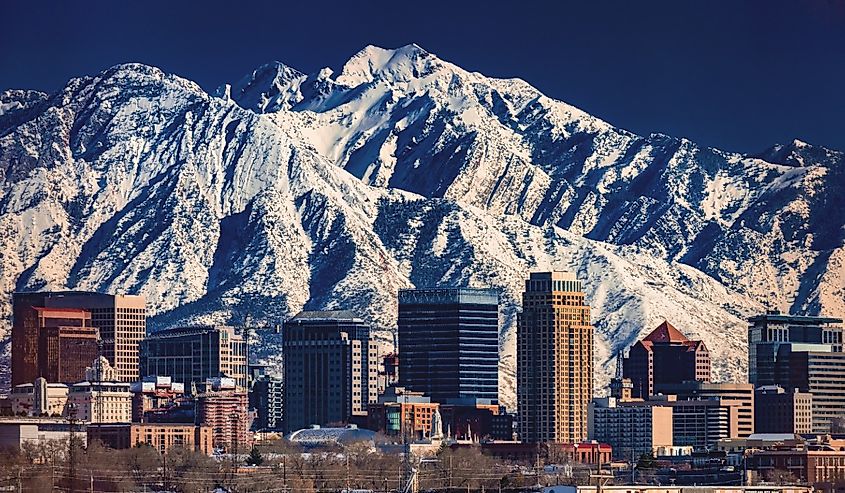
(282, 311), (378, 433)
(747, 312), (843, 387)
(398, 288), (499, 403)
(139, 326), (247, 391)
(748, 312), (845, 433)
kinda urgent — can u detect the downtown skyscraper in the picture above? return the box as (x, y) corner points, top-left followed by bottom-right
(12, 292), (146, 384)
(398, 287), (500, 404)
(282, 310), (378, 432)
(748, 312), (845, 433)
(518, 271), (593, 443)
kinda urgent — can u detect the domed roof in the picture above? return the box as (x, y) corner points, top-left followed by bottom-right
(287, 425), (375, 447)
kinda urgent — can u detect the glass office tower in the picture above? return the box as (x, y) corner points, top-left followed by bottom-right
(398, 288), (499, 404)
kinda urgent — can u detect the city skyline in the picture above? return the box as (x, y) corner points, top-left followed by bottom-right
(1, 2), (843, 489)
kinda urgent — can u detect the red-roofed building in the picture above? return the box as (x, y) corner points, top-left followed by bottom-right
(623, 321), (711, 398)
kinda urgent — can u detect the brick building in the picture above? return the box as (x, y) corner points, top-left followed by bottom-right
(88, 423), (213, 455)
(366, 386), (440, 439)
(196, 379), (252, 453)
(747, 448), (845, 485)
(623, 321), (711, 399)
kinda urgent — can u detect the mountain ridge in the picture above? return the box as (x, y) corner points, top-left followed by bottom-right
(0, 45), (842, 406)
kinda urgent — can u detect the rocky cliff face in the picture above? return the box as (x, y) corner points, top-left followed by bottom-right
(1, 45), (842, 404)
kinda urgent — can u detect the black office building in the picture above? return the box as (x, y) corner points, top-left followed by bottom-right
(282, 311), (378, 433)
(398, 288), (499, 403)
(748, 312), (843, 387)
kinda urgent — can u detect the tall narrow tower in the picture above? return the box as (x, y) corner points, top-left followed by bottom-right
(518, 271), (593, 443)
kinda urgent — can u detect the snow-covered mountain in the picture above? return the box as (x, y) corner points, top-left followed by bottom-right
(1, 44), (843, 405)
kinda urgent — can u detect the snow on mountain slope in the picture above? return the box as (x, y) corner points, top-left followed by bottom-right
(0, 45), (842, 405)
(233, 43), (844, 322)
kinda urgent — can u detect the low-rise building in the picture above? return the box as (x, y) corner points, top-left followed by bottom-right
(716, 433), (805, 454)
(130, 375), (186, 423)
(747, 447), (845, 485)
(588, 396), (673, 460)
(0, 418), (87, 451)
(87, 423), (213, 455)
(573, 441), (613, 465)
(541, 486), (810, 493)
(440, 398), (513, 442)
(9, 378), (69, 417)
(367, 386), (439, 439)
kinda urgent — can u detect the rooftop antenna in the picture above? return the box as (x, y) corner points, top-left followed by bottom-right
(615, 350), (624, 380)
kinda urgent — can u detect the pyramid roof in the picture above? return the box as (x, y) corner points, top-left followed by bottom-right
(643, 321), (690, 343)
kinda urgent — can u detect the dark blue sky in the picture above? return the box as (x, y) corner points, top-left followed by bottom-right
(2, 0), (844, 153)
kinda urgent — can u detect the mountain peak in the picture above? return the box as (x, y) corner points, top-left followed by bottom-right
(335, 43), (439, 86)
(752, 138), (843, 168)
(229, 60), (308, 112)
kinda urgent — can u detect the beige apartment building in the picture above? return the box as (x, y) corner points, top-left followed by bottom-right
(518, 271), (594, 443)
(589, 396), (673, 460)
(67, 357), (132, 423)
(9, 378), (69, 416)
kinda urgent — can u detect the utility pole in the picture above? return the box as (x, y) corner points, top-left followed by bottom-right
(162, 451), (168, 492)
(345, 455), (350, 493)
(448, 455), (453, 491)
(67, 403), (78, 493)
(400, 412), (410, 493)
(282, 454), (287, 492)
(95, 340), (104, 426)
(230, 411), (240, 489)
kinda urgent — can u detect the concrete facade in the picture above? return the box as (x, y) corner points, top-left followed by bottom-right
(588, 396), (673, 460)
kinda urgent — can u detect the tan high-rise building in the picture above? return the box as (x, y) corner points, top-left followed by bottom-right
(518, 271), (593, 443)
